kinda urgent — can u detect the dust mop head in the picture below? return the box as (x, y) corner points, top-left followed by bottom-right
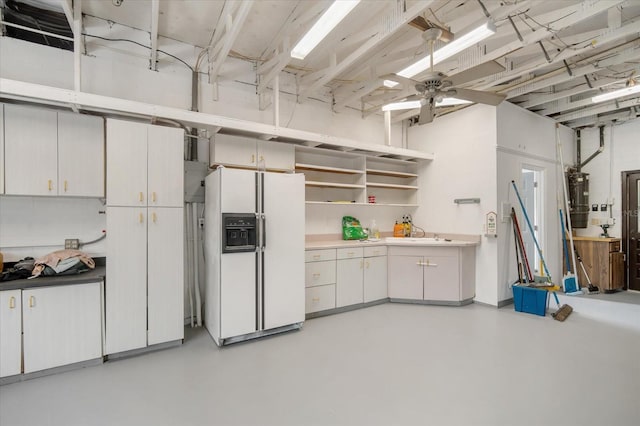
(552, 304), (573, 322)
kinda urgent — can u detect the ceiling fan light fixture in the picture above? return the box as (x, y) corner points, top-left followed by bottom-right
(290, 0), (360, 60)
(591, 84), (640, 103)
(396, 21), (497, 79)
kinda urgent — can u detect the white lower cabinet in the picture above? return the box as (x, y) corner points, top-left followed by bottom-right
(305, 249), (337, 314)
(0, 284), (102, 378)
(336, 257), (364, 308)
(22, 283), (102, 374)
(364, 246), (388, 302)
(0, 290), (22, 377)
(388, 246), (476, 303)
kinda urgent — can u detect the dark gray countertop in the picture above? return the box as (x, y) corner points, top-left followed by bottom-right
(0, 266), (105, 291)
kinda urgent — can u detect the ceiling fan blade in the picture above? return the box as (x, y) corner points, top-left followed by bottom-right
(404, 94), (422, 101)
(418, 101), (434, 124)
(381, 73), (419, 87)
(447, 61), (506, 87)
(408, 16), (430, 31)
(452, 88), (506, 106)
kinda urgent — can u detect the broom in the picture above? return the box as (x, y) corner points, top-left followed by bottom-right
(512, 180), (573, 321)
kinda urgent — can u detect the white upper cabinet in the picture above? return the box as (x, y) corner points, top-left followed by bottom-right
(3, 104), (105, 197)
(210, 134), (294, 171)
(4, 104), (58, 196)
(147, 125), (184, 207)
(106, 119), (148, 206)
(107, 119), (183, 207)
(57, 112), (105, 197)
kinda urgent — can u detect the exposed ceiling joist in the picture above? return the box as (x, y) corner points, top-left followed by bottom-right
(566, 107), (640, 127)
(554, 96), (640, 122)
(208, 1), (254, 82)
(523, 77), (620, 111)
(298, 0), (436, 96)
(58, 0), (73, 31)
(150, 0), (159, 71)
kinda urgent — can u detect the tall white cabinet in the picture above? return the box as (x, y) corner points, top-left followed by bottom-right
(105, 119), (184, 355)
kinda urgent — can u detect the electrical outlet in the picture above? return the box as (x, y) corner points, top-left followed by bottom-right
(198, 218), (205, 228)
(65, 239), (79, 250)
(591, 204), (598, 211)
(600, 204), (607, 212)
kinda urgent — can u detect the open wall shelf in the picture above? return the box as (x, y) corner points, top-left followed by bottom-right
(296, 146), (423, 206)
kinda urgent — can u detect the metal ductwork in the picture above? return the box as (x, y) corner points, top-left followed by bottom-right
(567, 126), (605, 228)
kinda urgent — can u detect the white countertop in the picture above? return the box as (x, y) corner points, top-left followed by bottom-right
(306, 237), (478, 250)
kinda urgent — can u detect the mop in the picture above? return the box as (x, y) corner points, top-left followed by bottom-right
(512, 180), (573, 321)
(560, 209), (582, 295)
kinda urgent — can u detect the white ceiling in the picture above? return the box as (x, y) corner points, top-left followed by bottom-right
(13, 0), (640, 128)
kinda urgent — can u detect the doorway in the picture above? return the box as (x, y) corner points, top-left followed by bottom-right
(622, 170), (640, 291)
(521, 167), (543, 275)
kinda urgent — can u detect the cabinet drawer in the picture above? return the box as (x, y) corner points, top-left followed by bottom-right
(364, 246), (387, 257)
(336, 247), (364, 259)
(305, 249), (336, 262)
(305, 260), (336, 287)
(305, 284), (336, 313)
(609, 240), (621, 252)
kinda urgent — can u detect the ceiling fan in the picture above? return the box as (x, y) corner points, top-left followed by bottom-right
(383, 28), (507, 125)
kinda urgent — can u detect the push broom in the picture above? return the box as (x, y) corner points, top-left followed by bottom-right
(512, 180), (573, 321)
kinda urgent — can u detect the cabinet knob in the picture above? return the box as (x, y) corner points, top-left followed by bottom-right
(313, 255), (321, 260)
(64, 180), (68, 192)
(251, 154), (255, 164)
(152, 192), (157, 203)
(312, 273), (321, 278)
(139, 213), (144, 223)
(9, 296), (16, 309)
(139, 192), (144, 202)
(48, 180), (52, 191)
(29, 296), (35, 308)
(152, 212), (157, 223)
(312, 297), (320, 302)
(366, 261), (370, 268)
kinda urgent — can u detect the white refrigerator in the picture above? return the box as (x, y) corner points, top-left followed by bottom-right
(204, 167), (305, 345)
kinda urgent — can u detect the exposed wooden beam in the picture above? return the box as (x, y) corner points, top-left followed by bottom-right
(209, 1), (254, 83)
(519, 77), (619, 110)
(299, 0), (437, 97)
(554, 96), (640, 122)
(150, 0), (159, 71)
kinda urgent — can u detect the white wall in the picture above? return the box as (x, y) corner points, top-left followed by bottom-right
(496, 102), (574, 303)
(0, 196), (106, 262)
(572, 121), (640, 238)
(407, 104), (498, 305)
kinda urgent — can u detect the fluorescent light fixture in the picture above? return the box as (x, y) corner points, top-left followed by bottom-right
(290, 0), (360, 60)
(591, 84), (640, 103)
(381, 98), (471, 111)
(384, 21), (496, 87)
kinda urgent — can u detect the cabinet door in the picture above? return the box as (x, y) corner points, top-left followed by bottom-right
(57, 112), (105, 197)
(336, 257), (364, 308)
(23, 283), (102, 374)
(364, 256), (387, 302)
(106, 119), (147, 206)
(0, 104), (4, 194)
(610, 252), (625, 290)
(147, 207), (184, 345)
(105, 207), (148, 354)
(147, 125), (184, 207)
(423, 256), (460, 301)
(257, 140), (294, 171)
(388, 256), (423, 300)
(4, 104), (58, 196)
(211, 134), (257, 168)
(0, 290), (22, 377)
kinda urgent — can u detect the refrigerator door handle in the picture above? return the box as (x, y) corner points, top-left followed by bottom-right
(262, 214), (266, 249)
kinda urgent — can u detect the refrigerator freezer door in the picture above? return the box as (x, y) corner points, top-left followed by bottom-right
(220, 251), (257, 338)
(220, 168), (256, 212)
(262, 172), (305, 330)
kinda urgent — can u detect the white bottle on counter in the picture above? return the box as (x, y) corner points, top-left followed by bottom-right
(370, 220), (380, 239)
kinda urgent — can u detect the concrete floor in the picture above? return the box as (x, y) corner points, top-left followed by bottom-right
(1, 303), (639, 426)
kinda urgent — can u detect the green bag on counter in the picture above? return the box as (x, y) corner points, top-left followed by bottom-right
(342, 216), (367, 240)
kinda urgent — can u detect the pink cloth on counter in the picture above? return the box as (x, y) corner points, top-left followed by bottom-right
(32, 249), (95, 277)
